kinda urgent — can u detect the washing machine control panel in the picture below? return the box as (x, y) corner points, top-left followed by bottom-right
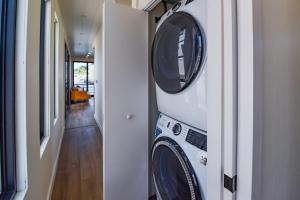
(156, 114), (207, 152)
(186, 129), (207, 152)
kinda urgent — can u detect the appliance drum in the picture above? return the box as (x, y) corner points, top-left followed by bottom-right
(152, 12), (206, 94)
(152, 138), (202, 200)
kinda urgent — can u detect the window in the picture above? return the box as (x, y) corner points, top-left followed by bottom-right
(64, 44), (70, 120)
(65, 45), (70, 94)
(0, 0), (17, 198)
(73, 62), (88, 91)
(40, 0), (51, 142)
(40, 0), (46, 141)
(73, 62), (95, 96)
(53, 15), (59, 120)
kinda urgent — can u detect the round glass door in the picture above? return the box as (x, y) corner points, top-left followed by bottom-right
(152, 138), (202, 200)
(152, 12), (206, 94)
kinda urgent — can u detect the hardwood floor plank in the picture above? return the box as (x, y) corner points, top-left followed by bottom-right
(79, 127), (102, 200)
(66, 99), (97, 129)
(51, 99), (102, 200)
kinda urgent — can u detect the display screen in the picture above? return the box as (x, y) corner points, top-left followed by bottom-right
(186, 129), (207, 151)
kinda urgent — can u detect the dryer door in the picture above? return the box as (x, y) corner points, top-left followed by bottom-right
(152, 137), (202, 200)
(152, 12), (206, 94)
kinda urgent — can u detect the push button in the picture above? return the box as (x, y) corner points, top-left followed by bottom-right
(155, 128), (162, 137)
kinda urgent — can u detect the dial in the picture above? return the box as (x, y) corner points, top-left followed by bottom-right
(172, 123), (182, 135)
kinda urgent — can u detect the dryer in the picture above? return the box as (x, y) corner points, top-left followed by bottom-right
(152, 114), (207, 200)
(152, 0), (207, 131)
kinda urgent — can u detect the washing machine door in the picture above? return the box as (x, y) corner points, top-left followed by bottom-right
(152, 12), (206, 94)
(152, 137), (202, 200)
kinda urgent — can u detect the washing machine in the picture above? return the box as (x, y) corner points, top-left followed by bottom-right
(152, 0), (207, 131)
(152, 114), (207, 200)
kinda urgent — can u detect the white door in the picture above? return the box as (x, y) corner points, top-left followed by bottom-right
(102, 2), (148, 200)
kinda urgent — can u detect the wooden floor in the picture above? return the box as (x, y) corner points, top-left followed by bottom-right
(52, 99), (103, 200)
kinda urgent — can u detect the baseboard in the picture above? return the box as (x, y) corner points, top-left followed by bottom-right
(46, 126), (65, 200)
(94, 114), (103, 132)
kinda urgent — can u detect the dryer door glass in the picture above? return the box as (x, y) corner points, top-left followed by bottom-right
(152, 12), (206, 94)
(152, 139), (202, 200)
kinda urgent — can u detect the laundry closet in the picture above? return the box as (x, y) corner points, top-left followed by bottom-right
(97, 0), (300, 200)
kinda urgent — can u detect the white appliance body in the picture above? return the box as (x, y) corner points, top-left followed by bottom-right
(152, 114), (207, 200)
(153, 0), (207, 131)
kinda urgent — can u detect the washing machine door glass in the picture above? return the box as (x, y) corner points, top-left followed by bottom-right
(152, 138), (202, 200)
(152, 12), (206, 94)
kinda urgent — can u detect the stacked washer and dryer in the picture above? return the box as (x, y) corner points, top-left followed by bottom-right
(151, 0), (208, 199)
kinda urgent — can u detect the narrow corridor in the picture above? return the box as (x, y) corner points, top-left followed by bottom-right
(52, 99), (103, 200)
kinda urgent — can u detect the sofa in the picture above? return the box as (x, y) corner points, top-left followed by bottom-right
(71, 87), (90, 103)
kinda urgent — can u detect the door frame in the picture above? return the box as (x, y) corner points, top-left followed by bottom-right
(207, 0), (238, 200)
(208, 0), (264, 199)
(236, 0), (263, 199)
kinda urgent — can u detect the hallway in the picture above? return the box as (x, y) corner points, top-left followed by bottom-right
(52, 99), (103, 200)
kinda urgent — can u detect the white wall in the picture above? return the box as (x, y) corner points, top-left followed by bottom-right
(237, 0), (300, 199)
(94, 29), (104, 130)
(258, 0), (300, 199)
(15, 0), (67, 199)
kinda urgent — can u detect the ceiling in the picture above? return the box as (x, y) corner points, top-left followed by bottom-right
(58, 0), (132, 59)
(58, 0), (104, 58)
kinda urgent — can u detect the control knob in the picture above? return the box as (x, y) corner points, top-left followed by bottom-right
(172, 123), (182, 135)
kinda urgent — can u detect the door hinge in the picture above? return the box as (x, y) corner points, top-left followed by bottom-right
(224, 174), (237, 193)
